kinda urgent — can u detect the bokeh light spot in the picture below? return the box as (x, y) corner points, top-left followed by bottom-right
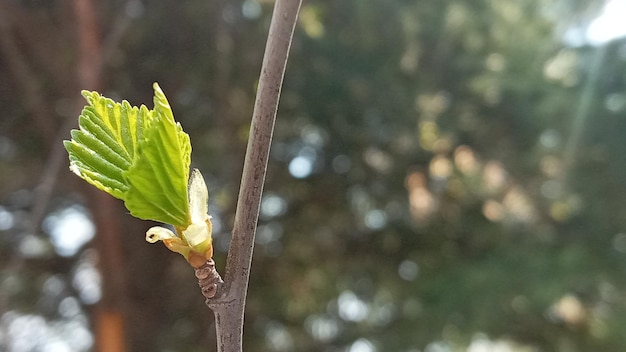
(332, 155), (351, 174)
(364, 209), (387, 230)
(398, 260), (419, 281)
(43, 206), (95, 257)
(261, 194), (287, 218)
(586, 0), (626, 45)
(454, 145), (479, 175)
(338, 291), (368, 322)
(364, 148), (393, 174)
(349, 338), (375, 352)
(539, 129), (561, 149)
(19, 235), (51, 258)
(263, 320), (293, 351)
(242, 0), (261, 19)
(289, 156), (313, 178)
(0, 206), (14, 230)
(482, 200), (504, 222)
(72, 255), (101, 305)
(305, 315), (339, 342)
(429, 155), (453, 179)
(483, 161), (508, 193)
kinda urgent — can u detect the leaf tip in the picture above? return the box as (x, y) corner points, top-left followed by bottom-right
(80, 90), (99, 103)
(153, 82), (163, 96)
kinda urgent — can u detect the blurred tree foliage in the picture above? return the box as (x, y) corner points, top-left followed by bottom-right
(1, 0), (626, 351)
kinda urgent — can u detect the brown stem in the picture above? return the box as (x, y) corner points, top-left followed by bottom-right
(205, 0), (302, 351)
(196, 259), (224, 300)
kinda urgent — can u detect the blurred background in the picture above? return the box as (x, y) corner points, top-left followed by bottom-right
(1, 0), (626, 351)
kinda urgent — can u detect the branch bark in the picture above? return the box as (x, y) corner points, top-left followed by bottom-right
(205, 0), (302, 351)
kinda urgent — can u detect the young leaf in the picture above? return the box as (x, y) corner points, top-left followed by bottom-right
(64, 83), (191, 227)
(146, 168), (213, 264)
(123, 84), (191, 227)
(64, 92), (150, 199)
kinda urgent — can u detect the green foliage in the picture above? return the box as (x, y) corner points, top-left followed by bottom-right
(64, 83), (191, 227)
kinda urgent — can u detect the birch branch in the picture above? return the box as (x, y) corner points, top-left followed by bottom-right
(205, 0), (302, 351)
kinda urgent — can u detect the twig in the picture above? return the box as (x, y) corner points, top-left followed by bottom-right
(205, 0), (302, 351)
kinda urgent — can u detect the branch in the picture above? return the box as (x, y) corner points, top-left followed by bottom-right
(204, 0), (302, 351)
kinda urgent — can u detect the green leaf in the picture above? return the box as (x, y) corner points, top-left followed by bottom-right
(124, 84), (191, 227)
(64, 83), (192, 227)
(64, 91), (149, 199)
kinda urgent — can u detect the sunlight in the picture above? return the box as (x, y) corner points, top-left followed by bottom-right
(43, 206), (95, 257)
(467, 334), (535, 352)
(587, 0), (626, 45)
(338, 291), (368, 322)
(398, 260), (419, 281)
(349, 338), (375, 352)
(263, 321), (293, 351)
(0, 311), (92, 352)
(0, 206), (13, 230)
(454, 146), (479, 175)
(482, 162), (508, 193)
(289, 156), (313, 178)
(305, 315), (339, 342)
(548, 294), (587, 326)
